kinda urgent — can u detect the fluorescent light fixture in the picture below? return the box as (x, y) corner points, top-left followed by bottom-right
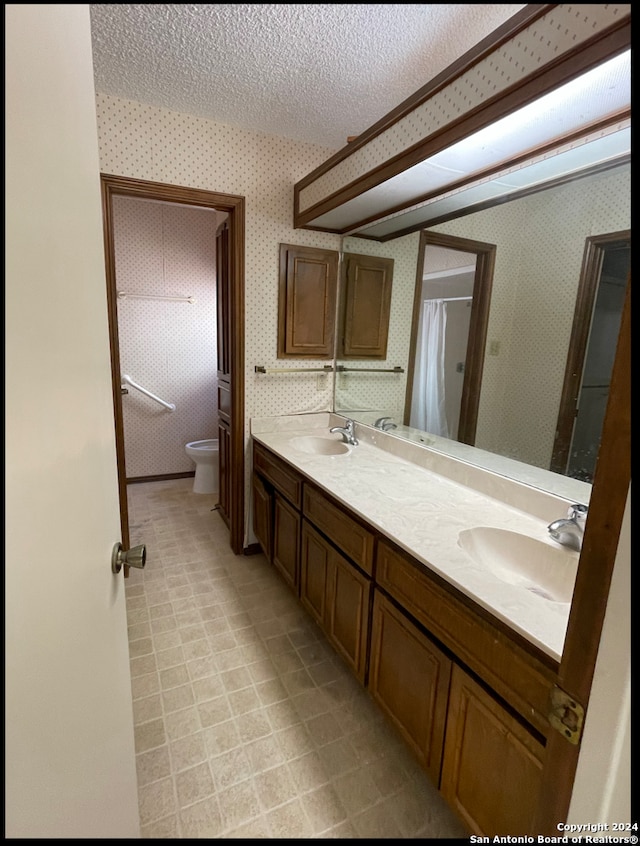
(308, 50), (630, 236)
(353, 125), (630, 238)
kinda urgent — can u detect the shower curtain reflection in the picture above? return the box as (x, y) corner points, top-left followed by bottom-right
(410, 299), (450, 438)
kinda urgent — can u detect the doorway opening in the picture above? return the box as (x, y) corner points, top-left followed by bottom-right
(100, 175), (245, 554)
(551, 231), (630, 481)
(404, 231), (496, 445)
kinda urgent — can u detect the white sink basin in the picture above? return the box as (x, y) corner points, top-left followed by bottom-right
(291, 435), (350, 456)
(457, 526), (578, 603)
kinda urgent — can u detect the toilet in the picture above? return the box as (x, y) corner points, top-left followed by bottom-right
(185, 439), (219, 494)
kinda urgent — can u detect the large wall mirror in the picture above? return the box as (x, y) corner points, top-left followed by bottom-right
(334, 160), (630, 503)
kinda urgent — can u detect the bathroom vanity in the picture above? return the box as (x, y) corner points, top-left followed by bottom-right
(251, 413), (580, 836)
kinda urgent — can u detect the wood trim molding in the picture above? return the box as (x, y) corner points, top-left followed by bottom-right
(533, 269), (630, 833)
(403, 231), (496, 447)
(294, 13), (630, 234)
(99, 174), (246, 555)
(294, 5), (550, 191)
(550, 230), (630, 474)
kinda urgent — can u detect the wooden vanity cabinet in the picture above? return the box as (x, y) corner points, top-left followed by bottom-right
(300, 519), (371, 683)
(369, 590), (451, 783)
(252, 471), (272, 560)
(441, 665), (545, 837)
(252, 440), (553, 836)
(373, 538), (550, 836)
(252, 442), (303, 593)
(375, 538), (557, 740)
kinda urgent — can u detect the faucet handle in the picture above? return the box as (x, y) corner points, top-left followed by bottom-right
(568, 503), (588, 523)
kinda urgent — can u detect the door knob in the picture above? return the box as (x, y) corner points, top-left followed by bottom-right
(112, 542), (146, 573)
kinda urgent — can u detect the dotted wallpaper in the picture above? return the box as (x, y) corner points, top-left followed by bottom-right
(415, 165), (629, 470)
(335, 233), (420, 420)
(298, 4), (628, 212)
(96, 93), (628, 540)
(96, 93), (342, 537)
(114, 196), (220, 478)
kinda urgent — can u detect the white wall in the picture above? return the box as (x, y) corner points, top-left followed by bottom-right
(431, 166), (631, 467)
(114, 196), (219, 477)
(568, 488), (631, 827)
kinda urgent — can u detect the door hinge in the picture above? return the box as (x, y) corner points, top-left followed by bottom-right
(548, 685), (585, 745)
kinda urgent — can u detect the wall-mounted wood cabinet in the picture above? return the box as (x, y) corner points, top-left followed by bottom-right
(278, 243), (339, 358)
(338, 252), (394, 358)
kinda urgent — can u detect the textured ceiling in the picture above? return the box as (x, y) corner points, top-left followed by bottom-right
(90, 4), (525, 150)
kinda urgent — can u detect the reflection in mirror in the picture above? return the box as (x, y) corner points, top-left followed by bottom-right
(335, 162), (630, 501)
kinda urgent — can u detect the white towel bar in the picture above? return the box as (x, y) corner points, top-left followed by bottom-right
(121, 374), (175, 411)
(118, 291), (195, 304)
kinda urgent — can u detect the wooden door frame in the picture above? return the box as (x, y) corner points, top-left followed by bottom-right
(534, 273), (630, 832)
(551, 230), (630, 475)
(404, 230), (496, 444)
(100, 174), (245, 555)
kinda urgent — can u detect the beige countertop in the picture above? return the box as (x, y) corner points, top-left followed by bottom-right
(252, 413), (580, 663)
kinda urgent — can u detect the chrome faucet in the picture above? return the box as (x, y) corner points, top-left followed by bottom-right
(329, 418), (358, 446)
(374, 416), (397, 431)
(547, 504), (588, 552)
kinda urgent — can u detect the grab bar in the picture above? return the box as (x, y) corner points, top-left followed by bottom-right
(121, 374), (176, 411)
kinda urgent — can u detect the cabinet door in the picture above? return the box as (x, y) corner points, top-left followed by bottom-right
(216, 222), (232, 529)
(441, 664), (544, 837)
(339, 252), (394, 358)
(278, 243), (338, 358)
(217, 421), (231, 527)
(252, 473), (272, 560)
(300, 521), (330, 626)
(369, 590), (451, 784)
(327, 548), (371, 683)
(273, 492), (301, 593)
(216, 221), (231, 377)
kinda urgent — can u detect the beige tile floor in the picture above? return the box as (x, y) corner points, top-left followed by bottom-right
(125, 478), (468, 839)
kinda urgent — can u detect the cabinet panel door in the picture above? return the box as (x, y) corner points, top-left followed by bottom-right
(369, 591), (451, 783)
(273, 492), (300, 593)
(216, 221), (231, 377)
(327, 548), (371, 684)
(253, 442), (302, 508)
(303, 486), (374, 575)
(300, 522), (330, 627)
(441, 664), (545, 837)
(278, 244), (338, 358)
(252, 473), (272, 560)
(217, 421), (231, 527)
(377, 539), (555, 739)
(339, 252), (394, 358)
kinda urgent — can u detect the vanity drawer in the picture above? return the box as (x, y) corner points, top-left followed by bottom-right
(303, 485), (375, 576)
(376, 539), (556, 738)
(253, 442), (302, 508)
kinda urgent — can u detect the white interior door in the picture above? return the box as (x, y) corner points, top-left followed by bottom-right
(5, 5), (140, 837)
